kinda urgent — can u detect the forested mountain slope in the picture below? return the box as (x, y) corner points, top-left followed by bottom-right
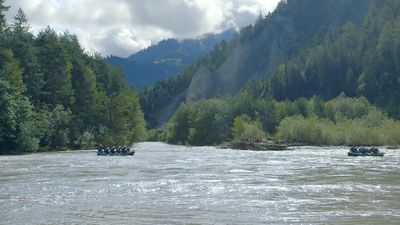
(158, 0), (400, 146)
(141, 0), (387, 128)
(247, 0), (400, 117)
(106, 29), (235, 91)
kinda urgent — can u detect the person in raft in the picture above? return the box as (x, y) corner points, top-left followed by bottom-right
(370, 146), (379, 153)
(350, 146), (357, 153)
(98, 144), (103, 153)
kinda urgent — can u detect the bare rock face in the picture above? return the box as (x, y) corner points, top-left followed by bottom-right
(186, 65), (214, 104)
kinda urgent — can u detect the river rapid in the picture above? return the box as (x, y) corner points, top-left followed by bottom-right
(1, 142), (399, 224)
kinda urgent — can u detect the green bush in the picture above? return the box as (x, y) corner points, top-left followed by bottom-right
(277, 109), (400, 146)
(232, 114), (266, 142)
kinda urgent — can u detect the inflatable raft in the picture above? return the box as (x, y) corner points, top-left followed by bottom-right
(97, 150), (135, 156)
(347, 151), (385, 156)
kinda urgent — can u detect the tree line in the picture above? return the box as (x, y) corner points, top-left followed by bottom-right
(0, 4), (146, 154)
(159, 92), (400, 146)
(247, 0), (400, 119)
(150, 0), (400, 146)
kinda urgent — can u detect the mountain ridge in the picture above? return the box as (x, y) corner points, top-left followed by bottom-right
(106, 29), (236, 90)
(148, 0), (379, 128)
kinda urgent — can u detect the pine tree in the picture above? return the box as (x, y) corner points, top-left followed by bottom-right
(35, 26), (75, 108)
(8, 8), (44, 103)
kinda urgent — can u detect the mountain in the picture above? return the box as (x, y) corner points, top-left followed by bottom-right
(106, 29), (236, 90)
(186, 0), (376, 103)
(142, 0), (386, 128)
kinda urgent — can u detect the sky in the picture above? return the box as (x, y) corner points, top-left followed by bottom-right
(4, 0), (281, 58)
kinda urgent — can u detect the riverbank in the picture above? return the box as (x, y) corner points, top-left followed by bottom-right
(218, 139), (399, 151)
(218, 139), (303, 151)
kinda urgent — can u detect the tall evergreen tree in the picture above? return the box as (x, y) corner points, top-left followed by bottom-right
(0, 0), (9, 32)
(7, 8), (44, 103)
(35, 26), (75, 108)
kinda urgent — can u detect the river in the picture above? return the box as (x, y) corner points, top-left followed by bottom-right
(1, 142), (399, 224)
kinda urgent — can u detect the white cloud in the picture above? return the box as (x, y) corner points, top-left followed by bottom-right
(4, 0), (280, 57)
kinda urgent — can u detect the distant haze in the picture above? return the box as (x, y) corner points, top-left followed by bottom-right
(4, 0), (280, 57)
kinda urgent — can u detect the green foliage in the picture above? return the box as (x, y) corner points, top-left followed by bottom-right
(187, 98), (232, 145)
(276, 96), (400, 146)
(146, 129), (164, 142)
(0, 0), (9, 31)
(277, 115), (336, 144)
(45, 105), (71, 148)
(156, 0), (400, 146)
(139, 24), (249, 128)
(139, 63), (198, 128)
(237, 0), (400, 119)
(164, 93), (278, 145)
(232, 114), (250, 140)
(163, 89), (400, 146)
(198, 39), (233, 72)
(166, 103), (191, 144)
(232, 115), (266, 142)
(6, 8), (44, 102)
(165, 98), (231, 145)
(324, 93), (372, 122)
(165, 98), (233, 145)
(5, 0), (400, 149)
(0, 50), (47, 153)
(233, 91), (278, 134)
(0, 5), (147, 153)
(35, 26), (75, 107)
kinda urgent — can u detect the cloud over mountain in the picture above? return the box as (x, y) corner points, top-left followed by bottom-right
(5, 0), (280, 57)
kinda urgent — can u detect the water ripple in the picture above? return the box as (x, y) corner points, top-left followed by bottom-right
(1, 143), (399, 224)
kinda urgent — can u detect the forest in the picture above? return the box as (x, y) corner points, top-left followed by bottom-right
(144, 0), (400, 147)
(3, 0), (400, 154)
(156, 93), (400, 146)
(0, 2), (147, 154)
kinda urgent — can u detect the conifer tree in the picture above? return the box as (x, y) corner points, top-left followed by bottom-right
(8, 8), (44, 103)
(36, 27), (75, 108)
